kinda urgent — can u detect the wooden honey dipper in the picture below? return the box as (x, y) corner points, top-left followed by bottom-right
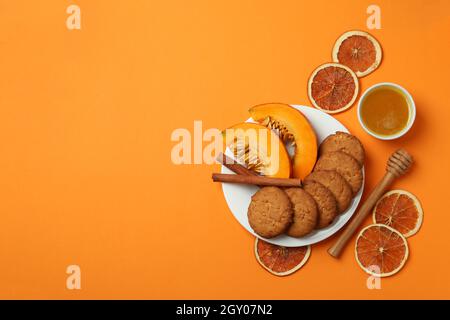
(328, 149), (413, 258)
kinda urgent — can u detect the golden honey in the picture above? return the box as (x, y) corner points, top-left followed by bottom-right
(360, 86), (410, 136)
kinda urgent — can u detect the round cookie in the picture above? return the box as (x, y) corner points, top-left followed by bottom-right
(247, 187), (293, 238)
(314, 151), (363, 195)
(303, 181), (338, 229)
(319, 131), (365, 166)
(284, 188), (318, 237)
(304, 170), (353, 214)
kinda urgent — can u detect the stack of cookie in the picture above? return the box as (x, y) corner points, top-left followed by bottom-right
(248, 132), (365, 239)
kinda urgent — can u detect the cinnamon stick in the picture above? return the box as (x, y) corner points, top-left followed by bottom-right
(212, 173), (301, 188)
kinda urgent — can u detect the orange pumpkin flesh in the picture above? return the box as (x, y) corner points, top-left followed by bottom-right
(223, 122), (291, 178)
(249, 103), (317, 179)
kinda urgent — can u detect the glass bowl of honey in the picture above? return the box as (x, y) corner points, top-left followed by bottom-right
(357, 82), (416, 140)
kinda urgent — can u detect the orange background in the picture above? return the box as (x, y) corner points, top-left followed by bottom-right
(0, 0), (449, 299)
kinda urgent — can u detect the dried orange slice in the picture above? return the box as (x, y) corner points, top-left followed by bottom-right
(308, 63), (359, 114)
(373, 190), (423, 237)
(355, 224), (408, 277)
(332, 30), (382, 77)
(254, 238), (310, 276)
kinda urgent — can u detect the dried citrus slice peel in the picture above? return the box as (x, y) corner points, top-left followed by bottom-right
(254, 238), (310, 276)
(355, 224), (408, 277)
(308, 63), (359, 114)
(332, 30), (382, 78)
(373, 190), (423, 237)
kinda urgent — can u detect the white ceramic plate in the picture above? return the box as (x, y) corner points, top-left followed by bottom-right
(221, 105), (364, 247)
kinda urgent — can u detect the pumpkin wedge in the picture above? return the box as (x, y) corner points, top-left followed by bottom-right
(223, 122), (291, 178)
(249, 103), (317, 179)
